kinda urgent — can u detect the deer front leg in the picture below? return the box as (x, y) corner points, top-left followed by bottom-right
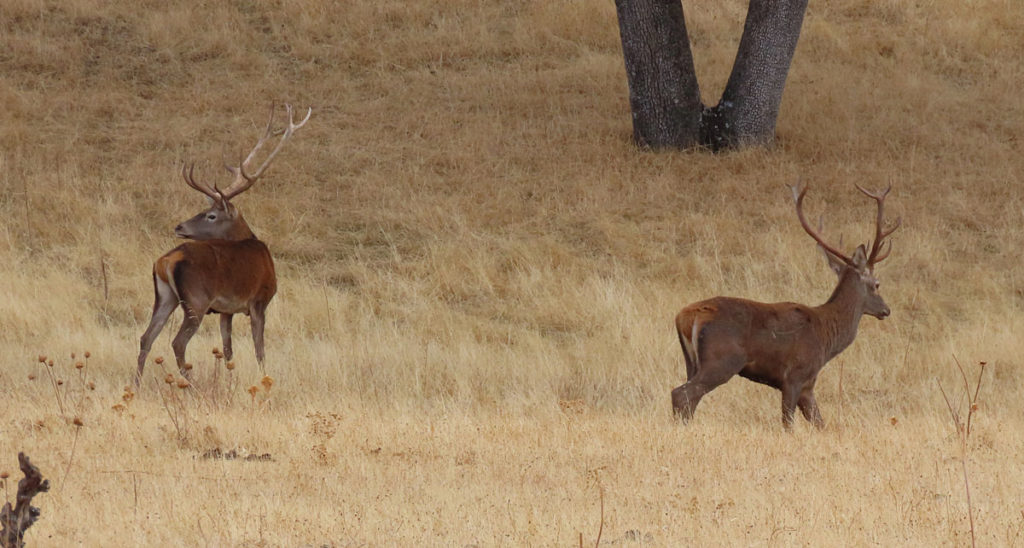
(250, 302), (268, 370)
(797, 389), (825, 429)
(781, 383), (801, 429)
(171, 307), (203, 377)
(219, 313), (234, 361)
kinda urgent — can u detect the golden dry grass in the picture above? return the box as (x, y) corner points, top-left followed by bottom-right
(1, 0), (1023, 545)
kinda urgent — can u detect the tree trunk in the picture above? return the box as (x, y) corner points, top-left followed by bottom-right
(615, 0), (809, 151)
(703, 0), (809, 149)
(614, 0), (703, 149)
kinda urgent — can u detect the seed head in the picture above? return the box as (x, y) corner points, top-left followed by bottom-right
(889, 416), (898, 426)
(154, 356), (164, 365)
(164, 374), (175, 385)
(212, 347), (220, 355)
(28, 374), (35, 381)
(248, 385), (259, 397)
(84, 351), (91, 359)
(0, 472), (8, 480)
(183, 362), (194, 371)
(37, 355), (46, 363)
(176, 378), (190, 389)
(71, 352), (76, 359)
(73, 417), (84, 427)
(87, 381), (95, 390)
(260, 375), (274, 391)
(226, 361), (236, 371)
(75, 361), (85, 369)
(47, 359), (54, 367)
(57, 379), (63, 386)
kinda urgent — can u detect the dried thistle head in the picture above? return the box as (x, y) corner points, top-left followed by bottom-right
(28, 374), (36, 381)
(154, 356), (164, 365)
(183, 363), (194, 371)
(260, 375), (274, 392)
(225, 361), (235, 371)
(176, 378), (191, 389)
(890, 416), (899, 426)
(37, 355), (46, 363)
(75, 361), (85, 370)
(164, 374), (175, 385)
(0, 471), (8, 480)
(73, 417), (84, 427)
(47, 359), (54, 367)
(248, 385), (260, 397)
(84, 351), (91, 359)
(56, 379), (63, 386)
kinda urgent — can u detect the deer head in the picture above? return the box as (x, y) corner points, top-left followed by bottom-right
(174, 103), (311, 241)
(792, 182), (901, 319)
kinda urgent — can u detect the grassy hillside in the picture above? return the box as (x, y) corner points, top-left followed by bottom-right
(1, 0), (1022, 545)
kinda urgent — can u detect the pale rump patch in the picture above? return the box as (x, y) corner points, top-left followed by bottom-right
(679, 320), (700, 370)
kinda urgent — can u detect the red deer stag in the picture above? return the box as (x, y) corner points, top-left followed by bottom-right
(672, 182), (900, 428)
(136, 104), (311, 383)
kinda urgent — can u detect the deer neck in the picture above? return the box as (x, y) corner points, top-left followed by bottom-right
(226, 214), (256, 240)
(815, 268), (866, 359)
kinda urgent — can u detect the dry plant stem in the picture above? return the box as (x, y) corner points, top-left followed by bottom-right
(58, 426), (82, 491)
(0, 453), (50, 548)
(942, 385), (976, 548)
(157, 385), (185, 441)
(39, 364), (65, 416)
(900, 289), (921, 371)
(938, 355), (986, 548)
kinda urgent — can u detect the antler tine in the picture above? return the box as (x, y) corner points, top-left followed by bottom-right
(181, 163), (221, 202)
(217, 104), (311, 201)
(792, 182), (855, 266)
(855, 183), (901, 265)
(220, 103), (311, 201)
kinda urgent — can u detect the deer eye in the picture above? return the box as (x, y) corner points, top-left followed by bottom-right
(207, 214), (217, 221)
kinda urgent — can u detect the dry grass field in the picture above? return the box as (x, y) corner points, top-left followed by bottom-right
(1, 0), (1023, 545)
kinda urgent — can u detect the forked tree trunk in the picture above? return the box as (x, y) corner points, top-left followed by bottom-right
(615, 0), (809, 151)
(615, 0), (703, 149)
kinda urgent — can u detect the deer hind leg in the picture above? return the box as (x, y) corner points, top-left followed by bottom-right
(219, 314), (234, 361)
(677, 320), (701, 380)
(137, 276), (178, 384)
(672, 328), (745, 421)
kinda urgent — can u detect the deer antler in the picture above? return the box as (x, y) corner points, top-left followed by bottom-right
(792, 181), (856, 267)
(181, 163), (222, 203)
(854, 183), (901, 266)
(220, 103), (312, 201)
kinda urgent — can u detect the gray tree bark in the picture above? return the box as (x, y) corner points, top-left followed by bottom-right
(615, 0), (703, 149)
(615, 0), (809, 151)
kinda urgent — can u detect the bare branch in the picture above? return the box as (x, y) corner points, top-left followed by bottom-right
(0, 453), (50, 548)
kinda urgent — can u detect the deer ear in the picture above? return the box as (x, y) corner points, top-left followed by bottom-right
(819, 245), (846, 276)
(851, 245), (869, 270)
